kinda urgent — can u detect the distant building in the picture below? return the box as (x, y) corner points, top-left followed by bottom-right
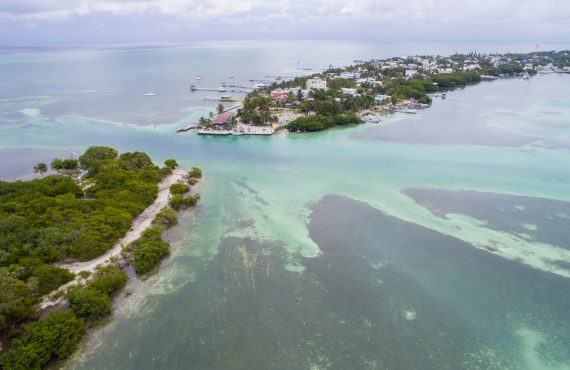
(341, 88), (358, 96)
(356, 77), (378, 85)
(211, 111), (235, 130)
(405, 69), (418, 79)
(340, 71), (359, 79)
(437, 68), (453, 74)
(464, 64), (480, 71)
(306, 78), (327, 90)
(375, 95), (390, 103)
(270, 91), (288, 102)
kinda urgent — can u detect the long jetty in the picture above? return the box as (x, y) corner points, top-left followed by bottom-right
(190, 84), (225, 92)
(190, 85), (252, 94)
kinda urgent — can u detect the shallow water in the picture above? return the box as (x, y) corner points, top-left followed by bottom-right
(1, 41), (569, 369)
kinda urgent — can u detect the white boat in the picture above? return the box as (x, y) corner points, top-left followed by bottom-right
(144, 92), (156, 96)
(196, 76), (203, 80)
(229, 75), (235, 78)
(401, 108), (417, 114)
(217, 87), (227, 92)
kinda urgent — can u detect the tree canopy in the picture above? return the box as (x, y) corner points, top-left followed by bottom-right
(164, 159), (178, 169)
(118, 151), (155, 171)
(0, 146), (170, 330)
(130, 228), (170, 274)
(0, 310), (85, 370)
(78, 146), (118, 176)
(32, 163), (47, 175)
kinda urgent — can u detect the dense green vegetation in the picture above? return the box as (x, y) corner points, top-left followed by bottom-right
(169, 183), (190, 195)
(286, 112), (362, 132)
(151, 208), (178, 232)
(169, 194), (199, 210)
(50, 158), (79, 171)
(430, 71), (481, 88)
(164, 159), (178, 169)
(130, 228), (170, 275)
(67, 265), (127, 320)
(188, 167), (202, 179)
(32, 163), (48, 175)
(237, 93), (277, 125)
(0, 147), (199, 369)
(78, 146), (118, 177)
(117, 151), (155, 171)
(0, 148), (163, 264)
(0, 310), (85, 370)
(0, 259), (75, 327)
(0, 146), (172, 338)
(0, 271), (36, 325)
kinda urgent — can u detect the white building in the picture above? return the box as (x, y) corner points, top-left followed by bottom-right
(356, 77), (379, 85)
(375, 95), (390, 103)
(405, 69), (418, 79)
(341, 88), (358, 96)
(306, 78), (327, 90)
(464, 64), (480, 71)
(340, 72), (356, 79)
(437, 68), (453, 74)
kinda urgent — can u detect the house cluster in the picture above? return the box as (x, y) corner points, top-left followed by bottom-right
(367, 55), (483, 77)
(266, 72), (389, 108)
(361, 52), (570, 77)
(258, 51), (569, 115)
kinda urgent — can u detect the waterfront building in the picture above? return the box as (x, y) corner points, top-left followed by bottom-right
(375, 94), (390, 103)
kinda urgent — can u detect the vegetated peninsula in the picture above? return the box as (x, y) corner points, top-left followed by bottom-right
(192, 50), (570, 134)
(0, 146), (201, 370)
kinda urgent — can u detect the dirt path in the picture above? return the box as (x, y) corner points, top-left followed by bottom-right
(39, 169), (186, 310)
(57, 169), (186, 274)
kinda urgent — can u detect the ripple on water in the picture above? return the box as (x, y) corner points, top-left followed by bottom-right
(72, 195), (570, 370)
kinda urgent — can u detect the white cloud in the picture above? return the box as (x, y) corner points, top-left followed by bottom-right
(0, 0), (568, 43)
(0, 0), (568, 23)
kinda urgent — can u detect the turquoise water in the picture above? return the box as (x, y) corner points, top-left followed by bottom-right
(1, 41), (569, 369)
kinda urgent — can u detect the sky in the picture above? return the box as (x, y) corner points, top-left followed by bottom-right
(0, 0), (569, 46)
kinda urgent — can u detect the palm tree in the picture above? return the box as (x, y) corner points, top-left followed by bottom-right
(217, 103), (225, 114)
(259, 110), (272, 125)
